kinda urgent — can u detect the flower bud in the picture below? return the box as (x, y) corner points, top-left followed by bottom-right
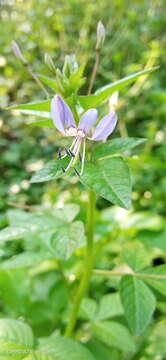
(11, 41), (27, 64)
(96, 21), (106, 51)
(44, 53), (56, 73)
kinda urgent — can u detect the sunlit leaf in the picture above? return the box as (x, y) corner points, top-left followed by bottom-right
(94, 138), (146, 160)
(38, 75), (59, 92)
(0, 318), (34, 358)
(78, 67), (159, 109)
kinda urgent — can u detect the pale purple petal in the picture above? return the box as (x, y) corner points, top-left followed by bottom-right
(78, 109), (98, 134)
(89, 111), (117, 141)
(51, 95), (75, 134)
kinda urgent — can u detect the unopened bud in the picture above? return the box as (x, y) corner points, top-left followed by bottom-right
(56, 68), (65, 93)
(109, 91), (119, 111)
(63, 54), (78, 77)
(44, 53), (56, 73)
(96, 21), (106, 51)
(11, 40), (27, 64)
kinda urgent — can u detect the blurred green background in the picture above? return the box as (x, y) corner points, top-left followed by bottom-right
(0, 1), (166, 358)
(0, 0), (165, 215)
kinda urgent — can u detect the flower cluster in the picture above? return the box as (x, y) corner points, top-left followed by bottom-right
(51, 95), (117, 175)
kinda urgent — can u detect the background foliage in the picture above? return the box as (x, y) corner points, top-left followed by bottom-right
(0, 0), (166, 359)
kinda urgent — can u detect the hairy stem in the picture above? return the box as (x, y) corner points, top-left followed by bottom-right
(64, 190), (96, 337)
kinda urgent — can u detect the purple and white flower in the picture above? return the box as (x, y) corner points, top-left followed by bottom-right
(51, 95), (117, 175)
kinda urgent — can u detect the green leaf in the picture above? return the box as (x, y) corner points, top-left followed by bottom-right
(125, 212), (164, 230)
(36, 335), (95, 360)
(16, 110), (51, 119)
(93, 320), (135, 352)
(0, 252), (51, 269)
(0, 318), (34, 347)
(96, 293), (124, 321)
(24, 352), (56, 360)
(141, 265), (166, 296)
(0, 226), (33, 242)
(68, 65), (85, 92)
(50, 221), (86, 259)
(79, 298), (97, 321)
(120, 275), (156, 335)
(28, 119), (54, 127)
(30, 158), (69, 183)
(78, 67), (159, 109)
(81, 157), (131, 209)
(123, 245), (151, 271)
(52, 204), (80, 223)
(86, 337), (113, 360)
(0, 339), (30, 360)
(0, 319), (34, 358)
(94, 138), (146, 160)
(8, 100), (51, 120)
(8, 99), (51, 112)
(0, 210), (62, 242)
(38, 75), (58, 92)
(145, 232), (166, 251)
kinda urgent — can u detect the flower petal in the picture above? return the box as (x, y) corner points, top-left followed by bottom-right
(89, 111), (117, 141)
(51, 95), (75, 134)
(78, 109), (98, 134)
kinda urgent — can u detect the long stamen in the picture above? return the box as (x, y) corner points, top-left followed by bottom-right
(68, 149), (75, 157)
(79, 152), (82, 163)
(59, 137), (78, 159)
(63, 138), (81, 173)
(65, 148), (70, 156)
(80, 139), (86, 176)
(74, 168), (80, 176)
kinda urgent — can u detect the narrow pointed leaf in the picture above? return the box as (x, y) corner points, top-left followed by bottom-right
(29, 119), (54, 127)
(8, 100), (51, 119)
(8, 99), (51, 111)
(120, 275), (156, 335)
(38, 74), (59, 92)
(94, 137), (147, 160)
(78, 67), (159, 109)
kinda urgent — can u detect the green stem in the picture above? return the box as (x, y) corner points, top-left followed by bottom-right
(93, 269), (166, 280)
(64, 189), (96, 337)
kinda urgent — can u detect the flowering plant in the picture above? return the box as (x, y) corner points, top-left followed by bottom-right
(4, 21), (161, 359)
